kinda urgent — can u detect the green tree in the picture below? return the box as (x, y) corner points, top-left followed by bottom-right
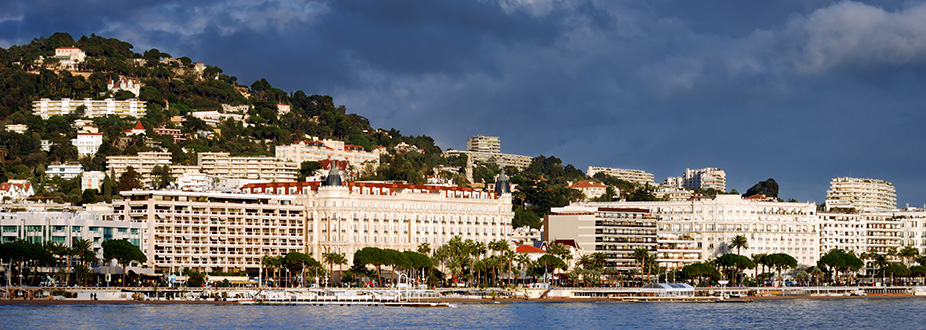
(743, 178), (779, 198)
(765, 253), (797, 287)
(117, 166), (143, 192)
(151, 165), (173, 189)
(102, 239), (147, 286)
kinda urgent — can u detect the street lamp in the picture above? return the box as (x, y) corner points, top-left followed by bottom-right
(718, 280), (729, 300)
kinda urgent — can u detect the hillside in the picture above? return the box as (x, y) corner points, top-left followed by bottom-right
(0, 33), (627, 229)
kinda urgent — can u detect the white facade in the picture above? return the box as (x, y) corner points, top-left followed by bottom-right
(81, 171), (106, 191)
(825, 177), (896, 211)
(583, 195), (820, 266)
(466, 135), (501, 153)
(32, 98), (147, 119)
(0, 180), (34, 202)
(681, 167), (727, 192)
(240, 181), (514, 265)
(46, 163), (84, 179)
(568, 180), (608, 200)
(107, 77), (141, 96)
(197, 152), (298, 181)
(0, 209), (144, 265)
(113, 190), (305, 273)
(276, 103), (291, 115)
(586, 166), (655, 185)
(189, 110), (245, 127)
(275, 139), (383, 170)
(52, 47), (86, 70)
(442, 149), (533, 170)
(71, 132), (103, 158)
(106, 152), (173, 187)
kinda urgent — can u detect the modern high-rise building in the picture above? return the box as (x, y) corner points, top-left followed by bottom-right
(825, 177), (896, 211)
(586, 166), (655, 185)
(197, 152), (298, 181)
(466, 135), (501, 153)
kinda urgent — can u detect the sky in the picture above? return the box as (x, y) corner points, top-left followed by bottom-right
(2, 0), (926, 206)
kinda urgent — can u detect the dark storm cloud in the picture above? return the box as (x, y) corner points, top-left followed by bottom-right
(4, 0), (926, 205)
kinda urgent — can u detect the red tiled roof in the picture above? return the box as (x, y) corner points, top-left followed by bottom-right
(516, 245), (546, 253)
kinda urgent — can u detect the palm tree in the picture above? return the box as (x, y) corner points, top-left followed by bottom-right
(730, 235), (748, 255)
(515, 253), (532, 284)
(73, 239), (97, 286)
(632, 248), (651, 285)
(899, 246), (919, 266)
(322, 252), (347, 287)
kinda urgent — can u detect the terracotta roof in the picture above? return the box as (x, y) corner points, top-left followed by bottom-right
(516, 245), (546, 253)
(569, 180), (606, 188)
(133, 122), (145, 130)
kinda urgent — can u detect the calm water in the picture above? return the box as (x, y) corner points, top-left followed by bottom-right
(2, 299), (925, 329)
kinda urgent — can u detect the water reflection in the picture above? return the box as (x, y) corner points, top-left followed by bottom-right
(2, 299), (926, 330)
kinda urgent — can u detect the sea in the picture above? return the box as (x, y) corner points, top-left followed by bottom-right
(2, 298), (925, 329)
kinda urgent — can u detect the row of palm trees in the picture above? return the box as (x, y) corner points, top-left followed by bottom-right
(0, 239), (99, 287)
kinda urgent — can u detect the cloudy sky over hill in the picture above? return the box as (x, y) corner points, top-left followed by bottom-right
(3, 0), (926, 205)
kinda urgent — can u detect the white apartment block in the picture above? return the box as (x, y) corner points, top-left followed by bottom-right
(32, 98), (146, 119)
(107, 77), (141, 96)
(197, 152), (298, 181)
(818, 212), (867, 256)
(682, 167), (727, 192)
(113, 190), (305, 273)
(467, 135), (501, 153)
(0, 210), (145, 263)
(71, 132), (103, 158)
(583, 195), (820, 266)
(586, 166), (655, 185)
(275, 139), (383, 170)
(240, 179), (514, 265)
(82, 171), (106, 191)
(825, 177), (896, 211)
(443, 150), (533, 170)
(46, 163), (84, 179)
(547, 205), (662, 271)
(107, 152), (173, 187)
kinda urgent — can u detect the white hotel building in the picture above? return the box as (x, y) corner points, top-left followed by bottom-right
(32, 98), (147, 119)
(240, 172), (514, 264)
(581, 195), (820, 266)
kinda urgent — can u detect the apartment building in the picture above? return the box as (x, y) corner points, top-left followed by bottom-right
(107, 152), (173, 187)
(197, 152), (297, 181)
(240, 172), (515, 264)
(113, 190), (306, 273)
(825, 177), (897, 211)
(107, 77), (141, 96)
(818, 212), (867, 256)
(582, 194), (820, 266)
(82, 171), (106, 191)
(443, 149), (533, 170)
(274, 138), (383, 170)
(466, 135), (501, 153)
(32, 98), (147, 119)
(586, 166), (655, 185)
(0, 209), (145, 263)
(568, 180), (608, 200)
